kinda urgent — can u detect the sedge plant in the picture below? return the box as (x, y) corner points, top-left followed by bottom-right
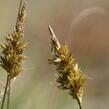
(0, 0), (27, 109)
(48, 25), (86, 109)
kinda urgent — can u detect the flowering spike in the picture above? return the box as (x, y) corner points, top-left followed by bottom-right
(0, 1), (27, 79)
(48, 26), (86, 109)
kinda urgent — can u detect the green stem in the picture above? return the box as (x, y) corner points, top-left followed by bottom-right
(1, 75), (9, 109)
(7, 76), (11, 109)
(76, 96), (82, 109)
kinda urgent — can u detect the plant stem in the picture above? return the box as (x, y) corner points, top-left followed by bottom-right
(7, 76), (11, 109)
(76, 96), (82, 109)
(1, 75), (9, 109)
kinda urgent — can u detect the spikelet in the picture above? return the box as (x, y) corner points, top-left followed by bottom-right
(0, 1), (26, 79)
(48, 25), (86, 109)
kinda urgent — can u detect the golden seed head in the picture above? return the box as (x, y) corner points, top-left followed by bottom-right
(0, 1), (27, 79)
(48, 26), (86, 105)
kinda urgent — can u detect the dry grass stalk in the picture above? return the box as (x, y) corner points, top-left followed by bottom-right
(48, 25), (86, 109)
(0, 0), (27, 109)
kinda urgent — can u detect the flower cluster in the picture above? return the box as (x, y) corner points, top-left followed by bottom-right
(0, 1), (26, 79)
(48, 26), (86, 108)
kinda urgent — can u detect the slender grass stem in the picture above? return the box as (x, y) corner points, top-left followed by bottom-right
(76, 96), (82, 109)
(1, 75), (9, 109)
(7, 76), (11, 109)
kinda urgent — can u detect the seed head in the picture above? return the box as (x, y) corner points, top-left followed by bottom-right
(0, 1), (27, 79)
(48, 25), (86, 105)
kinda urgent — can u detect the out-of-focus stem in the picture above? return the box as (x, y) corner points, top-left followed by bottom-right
(1, 75), (9, 109)
(7, 76), (11, 109)
(76, 96), (82, 109)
